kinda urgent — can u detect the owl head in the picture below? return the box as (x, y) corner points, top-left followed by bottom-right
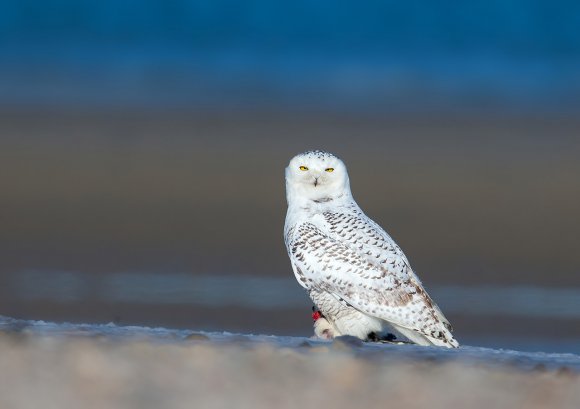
(285, 150), (351, 204)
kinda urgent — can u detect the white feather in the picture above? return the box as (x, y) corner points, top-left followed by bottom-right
(284, 150), (458, 348)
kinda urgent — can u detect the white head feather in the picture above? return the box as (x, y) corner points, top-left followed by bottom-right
(285, 150), (352, 206)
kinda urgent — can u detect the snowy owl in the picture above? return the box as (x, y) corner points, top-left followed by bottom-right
(284, 150), (458, 348)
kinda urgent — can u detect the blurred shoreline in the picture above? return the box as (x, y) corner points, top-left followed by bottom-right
(3, 271), (580, 353)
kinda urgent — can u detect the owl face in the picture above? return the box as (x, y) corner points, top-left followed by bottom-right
(285, 151), (350, 202)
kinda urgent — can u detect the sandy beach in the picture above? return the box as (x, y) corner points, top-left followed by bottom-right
(1, 317), (579, 409)
(1, 333), (578, 409)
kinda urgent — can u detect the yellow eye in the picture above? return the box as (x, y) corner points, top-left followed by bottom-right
(299, 166), (309, 171)
(325, 168), (334, 173)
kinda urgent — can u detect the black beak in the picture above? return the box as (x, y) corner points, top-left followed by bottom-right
(314, 177), (318, 187)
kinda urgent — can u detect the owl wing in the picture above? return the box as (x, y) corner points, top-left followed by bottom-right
(287, 219), (453, 342)
(321, 209), (453, 331)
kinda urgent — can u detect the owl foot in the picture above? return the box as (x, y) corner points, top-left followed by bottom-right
(313, 317), (336, 340)
(311, 307), (338, 340)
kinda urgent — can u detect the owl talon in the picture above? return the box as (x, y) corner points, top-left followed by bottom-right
(366, 331), (398, 343)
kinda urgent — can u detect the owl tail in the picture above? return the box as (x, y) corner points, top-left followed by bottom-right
(390, 323), (459, 348)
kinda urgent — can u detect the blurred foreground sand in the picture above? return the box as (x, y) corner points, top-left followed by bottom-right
(0, 333), (578, 409)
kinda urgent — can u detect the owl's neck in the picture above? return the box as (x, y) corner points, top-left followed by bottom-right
(286, 182), (354, 212)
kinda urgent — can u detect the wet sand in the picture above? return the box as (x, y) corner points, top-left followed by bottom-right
(2, 108), (579, 285)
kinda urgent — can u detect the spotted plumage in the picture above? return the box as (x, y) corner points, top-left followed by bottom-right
(284, 150), (459, 348)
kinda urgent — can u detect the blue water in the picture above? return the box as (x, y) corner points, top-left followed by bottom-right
(1, 1), (579, 111)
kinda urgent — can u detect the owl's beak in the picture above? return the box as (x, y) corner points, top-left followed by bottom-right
(313, 177), (319, 187)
